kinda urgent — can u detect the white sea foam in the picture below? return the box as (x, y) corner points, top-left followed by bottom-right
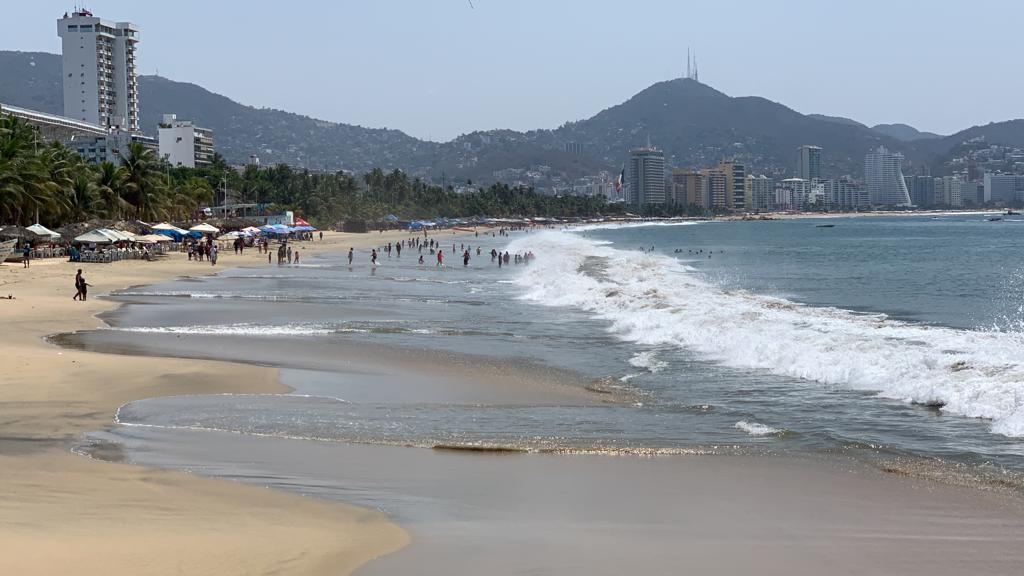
(115, 323), (338, 336)
(568, 220), (705, 233)
(628, 351), (668, 373)
(507, 231), (1024, 437)
(734, 420), (781, 436)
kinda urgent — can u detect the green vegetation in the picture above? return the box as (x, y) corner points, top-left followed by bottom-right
(2, 113), (619, 229)
(1, 114), (213, 226)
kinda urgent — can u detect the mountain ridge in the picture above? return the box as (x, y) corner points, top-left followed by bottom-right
(3, 50), (1024, 183)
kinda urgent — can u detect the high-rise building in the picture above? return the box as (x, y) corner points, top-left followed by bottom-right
(717, 160), (746, 209)
(983, 173), (1024, 205)
(702, 168), (729, 209)
(776, 178), (808, 211)
(933, 176), (964, 208)
(864, 146), (912, 206)
(796, 145), (822, 181)
(627, 147), (666, 210)
(824, 177), (866, 210)
(58, 9), (139, 131)
(905, 175), (935, 207)
(671, 169), (707, 207)
(158, 114), (215, 168)
(745, 174), (775, 212)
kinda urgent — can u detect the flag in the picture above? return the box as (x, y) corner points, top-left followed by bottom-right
(614, 167), (624, 194)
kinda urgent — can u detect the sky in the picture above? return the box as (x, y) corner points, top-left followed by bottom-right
(5, 1), (1023, 141)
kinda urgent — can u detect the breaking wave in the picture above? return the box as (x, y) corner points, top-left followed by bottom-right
(734, 420), (782, 436)
(507, 231), (1024, 437)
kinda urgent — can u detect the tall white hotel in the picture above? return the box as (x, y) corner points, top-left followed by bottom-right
(57, 9), (139, 131)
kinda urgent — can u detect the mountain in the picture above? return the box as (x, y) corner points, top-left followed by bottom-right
(807, 114), (868, 129)
(871, 123), (942, 141)
(4, 50), (1024, 183)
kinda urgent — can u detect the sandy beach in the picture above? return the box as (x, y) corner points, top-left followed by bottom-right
(0, 230), (414, 576)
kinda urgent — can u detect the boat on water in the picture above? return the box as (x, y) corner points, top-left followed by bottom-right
(987, 216), (1004, 222)
(816, 224), (836, 228)
(0, 239), (17, 263)
(1006, 210), (1022, 216)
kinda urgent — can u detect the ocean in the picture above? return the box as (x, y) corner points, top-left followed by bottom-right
(68, 215), (1024, 469)
(59, 215), (1024, 573)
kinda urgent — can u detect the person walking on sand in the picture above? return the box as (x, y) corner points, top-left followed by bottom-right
(294, 250), (299, 264)
(22, 244), (31, 268)
(73, 269), (91, 301)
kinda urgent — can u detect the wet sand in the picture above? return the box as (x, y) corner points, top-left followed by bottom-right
(0, 230), (414, 576)
(97, 425), (1024, 576)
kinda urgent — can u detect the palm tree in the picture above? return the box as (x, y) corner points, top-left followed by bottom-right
(95, 161), (130, 219)
(120, 141), (168, 221)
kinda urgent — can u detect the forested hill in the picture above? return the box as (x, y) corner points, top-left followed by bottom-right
(4, 50), (1024, 181)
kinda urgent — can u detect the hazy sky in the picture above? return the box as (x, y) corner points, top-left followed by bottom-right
(6, 1), (1023, 141)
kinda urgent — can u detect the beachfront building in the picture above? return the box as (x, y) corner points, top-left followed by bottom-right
(933, 176), (965, 208)
(797, 145), (822, 181)
(627, 146), (666, 210)
(746, 174), (775, 212)
(158, 114), (215, 168)
(701, 168), (729, 210)
(904, 174), (935, 207)
(983, 173), (1024, 205)
(864, 146), (912, 206)
(718, 160), (746, 209)
(823, 177), (867, 210)
(57, 9), (139, 131)
(670, 169), (708, 208)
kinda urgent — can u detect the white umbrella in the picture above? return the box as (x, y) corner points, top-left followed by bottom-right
(137, 234), (171, 243)
(189, 223), (220, 234)
(26, 223), (61, 239)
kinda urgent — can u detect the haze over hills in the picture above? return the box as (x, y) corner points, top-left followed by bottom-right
(2, 50), (1023, 185)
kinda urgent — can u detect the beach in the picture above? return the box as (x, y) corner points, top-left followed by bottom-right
(0, 230), (412, 576)
(4, 220), (1024, 575)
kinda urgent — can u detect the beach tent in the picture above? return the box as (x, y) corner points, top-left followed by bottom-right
(189, 222), (220, 234)
(294, 217), (314, 228)
(151, 222), (189, 234)
(135, 234), (171, 243)
(74, 230), (114, 244)
(26, 223), (61, 239)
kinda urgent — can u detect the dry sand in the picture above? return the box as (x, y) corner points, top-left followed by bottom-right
(0, 230), (416, 576)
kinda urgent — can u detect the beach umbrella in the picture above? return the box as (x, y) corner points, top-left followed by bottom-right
(26, 223), (61, 239)
(241, 226), (262, 235)
(189, 222), (220, 234)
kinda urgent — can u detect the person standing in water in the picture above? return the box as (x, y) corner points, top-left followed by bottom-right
(371, 249), (378, 265)
(463, 249), (470, 266)
(348, 247), (354, 266)
(437, 250), (444, 266)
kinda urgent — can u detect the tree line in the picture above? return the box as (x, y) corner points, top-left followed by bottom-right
(2, 113), (621, 229)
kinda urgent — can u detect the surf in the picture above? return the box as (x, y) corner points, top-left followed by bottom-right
(507, 231), (1024, 437)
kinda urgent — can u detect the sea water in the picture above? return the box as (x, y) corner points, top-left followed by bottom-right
(73, 215), (1024, 473)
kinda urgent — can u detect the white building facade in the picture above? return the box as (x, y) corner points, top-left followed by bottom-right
(57, 10), (139, 131)
(864, 146), (912, 206)
(158, 114), (215, 168)
(628, 147), (666, 210)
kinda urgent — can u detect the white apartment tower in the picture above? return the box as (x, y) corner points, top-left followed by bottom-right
(864, 146), (912, 206)
(58, 9), (139, 131)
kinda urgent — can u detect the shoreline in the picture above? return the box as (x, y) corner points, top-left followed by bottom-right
(0, 229), (419, 576)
